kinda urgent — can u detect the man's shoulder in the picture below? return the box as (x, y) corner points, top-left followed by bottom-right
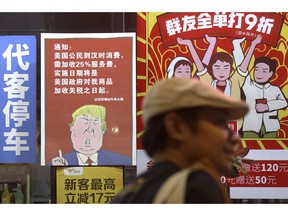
(110, 178), (146, 203)
(111, 162), (180, 203)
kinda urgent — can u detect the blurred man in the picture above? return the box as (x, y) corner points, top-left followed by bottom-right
(111, 78), (249, 203)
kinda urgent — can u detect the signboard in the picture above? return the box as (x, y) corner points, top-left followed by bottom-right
(157, 12), (284, 47)
(223, 150), (288, 199)
(0, 35), (37, 163)
(136, 12), (288, 199)
(56, 166), (124, 203)
(41, 33), (136, 166)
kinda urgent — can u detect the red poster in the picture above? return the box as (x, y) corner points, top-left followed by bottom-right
(41, 33), (136, 166)
(136, 12), (288, 199)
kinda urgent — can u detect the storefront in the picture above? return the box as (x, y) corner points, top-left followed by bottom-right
(0, 9), (288, 205)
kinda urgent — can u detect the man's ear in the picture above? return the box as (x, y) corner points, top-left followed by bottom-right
(164, 112), (188, 141)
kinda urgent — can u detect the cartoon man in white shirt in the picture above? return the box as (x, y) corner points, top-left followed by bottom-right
(234, 35), (288, 138)
(240, 56), (288, 138)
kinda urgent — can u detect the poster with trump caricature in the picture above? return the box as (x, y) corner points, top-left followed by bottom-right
(41, 33), (136, 166)
(136, 12), (288, 198)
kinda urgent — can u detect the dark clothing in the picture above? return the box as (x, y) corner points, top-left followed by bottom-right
(111, 161), (228, 203)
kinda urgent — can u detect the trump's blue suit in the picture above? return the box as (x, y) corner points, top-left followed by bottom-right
(62, 149), (132, 166)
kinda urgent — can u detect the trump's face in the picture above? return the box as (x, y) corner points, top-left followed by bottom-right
(70, 114), (103, 156)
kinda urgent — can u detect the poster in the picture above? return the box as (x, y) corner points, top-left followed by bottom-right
(41, 33), (136, 166)
(0, 35), (37, 163)
(56, 166), (123, 204)
(136, 12), (288, 199)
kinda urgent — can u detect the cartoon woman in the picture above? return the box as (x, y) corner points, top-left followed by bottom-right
(167, 56), (193, 79)
(167, 34), (216, 80)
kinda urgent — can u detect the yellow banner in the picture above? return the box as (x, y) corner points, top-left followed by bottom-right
(56, 166), (123, 204)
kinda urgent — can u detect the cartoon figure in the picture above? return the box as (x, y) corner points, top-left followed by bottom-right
(240, 56), (288, 138)
(233, 34), (288, 138)
(166, 56), (193, 79)
(173, 34), (216, 80)
(177, 34), (263, 134)
(177, 35), (253, 100)
(166, 34), (215, 80)
(51, 104), (131, 165)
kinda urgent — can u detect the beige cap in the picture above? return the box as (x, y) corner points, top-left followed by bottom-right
(142, 78), (249, 126)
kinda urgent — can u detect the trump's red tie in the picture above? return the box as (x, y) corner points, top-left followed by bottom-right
(86, 158), (93, 165)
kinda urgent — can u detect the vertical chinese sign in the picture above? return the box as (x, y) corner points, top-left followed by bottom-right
(0, 36), (37, 163)
(41, 33), (136, 166)
(56, 166), (123, 203)
(136, 12), (288, 199)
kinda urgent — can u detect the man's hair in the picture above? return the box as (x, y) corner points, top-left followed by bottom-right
(254, 57), (277, 74)
(207, 52), (233, 79)
(69, 105), (107, 132)
(142, 107), (199, 157)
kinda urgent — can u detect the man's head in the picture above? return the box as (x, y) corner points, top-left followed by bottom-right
(70, 105), (107, 156)
(254, 57), (276, 84)
(142, 78), (249, 174)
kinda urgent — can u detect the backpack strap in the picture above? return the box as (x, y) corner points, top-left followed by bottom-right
(153, 161), (230, 203)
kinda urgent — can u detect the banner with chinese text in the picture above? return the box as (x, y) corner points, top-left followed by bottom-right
(0, 35), (37, 163)
(56, 166), (123, 203)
